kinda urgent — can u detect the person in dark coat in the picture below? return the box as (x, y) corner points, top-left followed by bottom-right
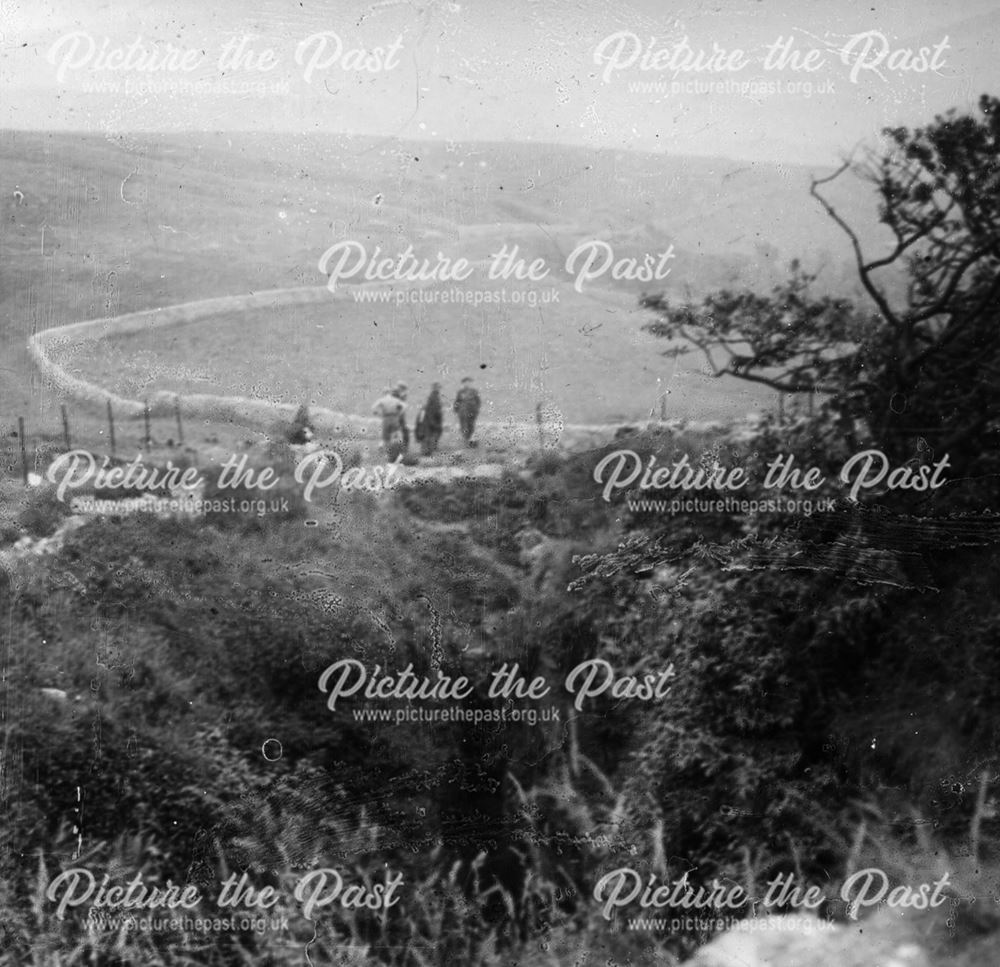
(287, 403), (315, 445)
(416, 383), (444, 456)
(390, 382), (410, 452)
(453, 377), (481, 446)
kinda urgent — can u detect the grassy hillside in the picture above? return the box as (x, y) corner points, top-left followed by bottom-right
(2, 426), (998, 966)
(50, 282), (778, 424)
(1, 131), (890, 436)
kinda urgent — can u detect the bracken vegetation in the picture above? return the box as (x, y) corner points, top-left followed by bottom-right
(3, 98), (1000, 965)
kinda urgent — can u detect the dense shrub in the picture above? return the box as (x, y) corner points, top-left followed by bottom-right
(3, 414), (999, 963)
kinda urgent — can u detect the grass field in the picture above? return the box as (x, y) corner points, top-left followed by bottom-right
(1, 129), (889, 442)
(48, 280), (778, 425)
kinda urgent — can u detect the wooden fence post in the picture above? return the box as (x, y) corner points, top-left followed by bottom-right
(174, 396), (184, 446)
(61, 404), (71, 451)
(107, 400), (116, 458)
(17, 416), (28, 485)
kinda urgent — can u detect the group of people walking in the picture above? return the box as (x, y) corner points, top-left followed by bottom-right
(372, 377), (481, 459)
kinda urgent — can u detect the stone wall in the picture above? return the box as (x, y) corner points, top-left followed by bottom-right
(27, 285), (758, 453)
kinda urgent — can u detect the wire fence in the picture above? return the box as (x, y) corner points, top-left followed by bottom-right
(4, 399), (194, 487)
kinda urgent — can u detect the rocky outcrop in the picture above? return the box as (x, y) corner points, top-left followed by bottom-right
(0, 514), (88, 567)
(687, 910), (933, 967)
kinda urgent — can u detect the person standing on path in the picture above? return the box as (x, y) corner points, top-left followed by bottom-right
(372, 387), (406, 453)
(453, 377), (481, 446)
(390, 382), (410, 453)
(416, 383), (444, 456)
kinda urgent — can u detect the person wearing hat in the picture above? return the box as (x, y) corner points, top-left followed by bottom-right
(453, 377), (481, 446)
(372, 386), (406, 453)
